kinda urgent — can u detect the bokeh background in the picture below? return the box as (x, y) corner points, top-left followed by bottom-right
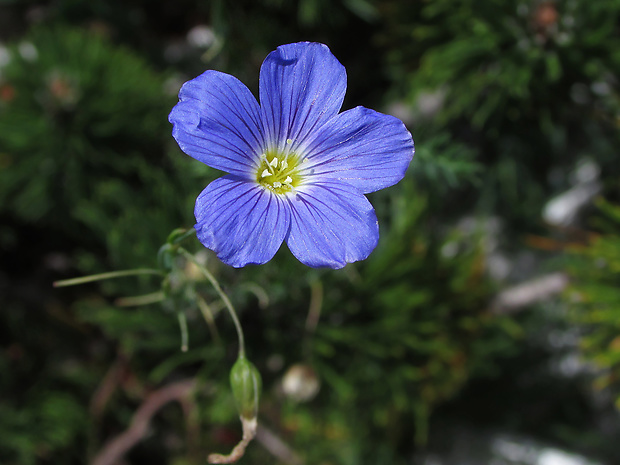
(1, 1), (620, 464)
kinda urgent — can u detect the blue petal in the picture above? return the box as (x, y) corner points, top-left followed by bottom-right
(300, 106), (414, 193)
(194, 176), (290, 267)
(285, 180), (379, 269)
(169, 70), (265, 178)
(259, 42), (346, 151)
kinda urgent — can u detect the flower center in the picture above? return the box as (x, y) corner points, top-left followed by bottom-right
(256, 148), (302, 194)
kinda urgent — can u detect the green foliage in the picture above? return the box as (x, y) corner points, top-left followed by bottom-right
(0, 393), (87, 465)
(384, 0), (620, 129)
(377, 0), (620, 226)
(568, 199), (620, 409)
(412, 131), (482, 194)
(0, 26), (208, 271)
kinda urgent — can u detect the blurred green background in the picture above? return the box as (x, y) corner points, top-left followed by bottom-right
(1, 1), (619, 464)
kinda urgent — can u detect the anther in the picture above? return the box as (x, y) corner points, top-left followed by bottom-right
(284, 176), (293, 184)
(269, 157), (279, 168)
(261, 169), (272, 178)
(273, 181), (282, 188)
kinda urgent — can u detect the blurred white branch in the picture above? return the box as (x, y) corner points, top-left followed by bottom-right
(491, 272), (569, 314)
(256, 423), (304, 465)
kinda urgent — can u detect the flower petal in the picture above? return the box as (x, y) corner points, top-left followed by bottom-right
(194, 176), (290, 267)
(300, 106), (414, 193)
(259, 42), (346, 151)
(285, 180), (379, 269)
(169, 70), (265, 178)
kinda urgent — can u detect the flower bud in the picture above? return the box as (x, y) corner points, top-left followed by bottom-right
(230, 356), (261, 420)
(166, 228), (195, 245)
(157, 243), (175, 272)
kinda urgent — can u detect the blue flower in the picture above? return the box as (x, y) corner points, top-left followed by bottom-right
(169, 42), (414, 269)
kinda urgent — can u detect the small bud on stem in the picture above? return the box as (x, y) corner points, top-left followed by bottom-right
(230, 356), (261, 420)
(207, 356), (262, 464)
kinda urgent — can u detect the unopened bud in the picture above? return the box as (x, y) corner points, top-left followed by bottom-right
(166, 228), (195, 245)
(157, 243), (175, 272)
(230, 356), (261, 420)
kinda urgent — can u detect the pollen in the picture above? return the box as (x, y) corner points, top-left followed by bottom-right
(256, 149), (302, 194)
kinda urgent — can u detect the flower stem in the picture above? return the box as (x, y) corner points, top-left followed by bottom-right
(196, 295), (222, 344)
(53, 269), (164, 287)
(115, 291), (165, 307)
(178, 248), (245, 358)
(177, 311), (189, 352)
(167, 227), (197, 245)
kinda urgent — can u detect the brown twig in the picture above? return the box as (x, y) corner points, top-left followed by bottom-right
(91, 379), (196, 465)
(90, 358), (126, 418)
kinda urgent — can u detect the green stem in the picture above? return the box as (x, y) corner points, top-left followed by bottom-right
(177, 311), (189, 352)
(197, 295), (222, 344)
(53, 269), (164, 287)
(169, 227), (197, 245)
(179, 248), (245, 357)
(115, 291), (165, 307)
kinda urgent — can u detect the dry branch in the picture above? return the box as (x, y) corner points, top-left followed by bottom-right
(91, 379), (196, 465)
